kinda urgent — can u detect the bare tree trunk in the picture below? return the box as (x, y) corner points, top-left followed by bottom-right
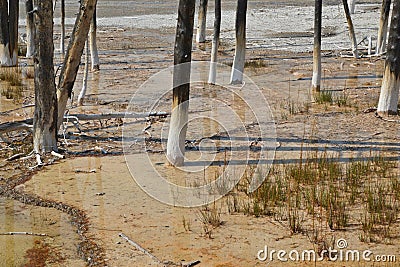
(8, 0), (18, 65)
(33, 0), (58, 153)
(342, 0), (358, 58)
(25, 0), (35, 58)
(377, 1), (400, 115)
(348, 0), (356, 14)
(57, 0), (97, 131)
(78, 39), (89, 106)
(166, 0), (196, 167)
(89, 5), (99, 71)
(0, 0), (11, 65)
(230, 0), (247, 84)
(196, 0), (208, 43)
(208, 0), (221, 84)
(60, 0), (65, 55)
(376, 0), (391, 55)
(312, 0), (322, 92)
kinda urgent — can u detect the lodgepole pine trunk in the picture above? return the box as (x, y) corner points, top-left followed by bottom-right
(60, 0), (65, 55)
(342, 0), (359, 58)
(348, 0), (356, 14)
(312, 0), (322, 92)
(78, 39), (89, 106)
(89, 5), (99, 71)
(166, 0), (196, 167)
(230, 0), (247, 84)
(377, 1), (400, 115)
(208, 0), (221, 84)
(57, 0), (97, 131)
(33, 0), (58, 153)
(196, 0), (208, 43)
(376, 0), (391, 55)
(25, 0), (35, 58)
(8, 0), (18, 65)
(0, 0), (11, 66)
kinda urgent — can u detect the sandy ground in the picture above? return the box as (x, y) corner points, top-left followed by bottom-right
(1, 0), (400, 266)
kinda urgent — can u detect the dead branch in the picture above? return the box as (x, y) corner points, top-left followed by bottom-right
(0, 121), (33, 134)
(119, 233), (162, 264)
(66, 111), (168, 121)
(0, 231), (48, 236)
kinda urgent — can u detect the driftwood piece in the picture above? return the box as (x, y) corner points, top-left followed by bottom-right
(119, 232), (162, 264)
(0, 232), (48, 236)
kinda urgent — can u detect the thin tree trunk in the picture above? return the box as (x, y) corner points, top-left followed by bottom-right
(196, 0), (208, 43)
(0, 0), (12, 66)
(342, 0), (359, 58)
(60, 0), (65, 55)
(312, 0), (322, 92)
(348, 0), (356, 14)
(377, 1), (400, 115)
(166, 0), (196, 167)
(208, 0), (221, 84)
(8, 0), (18, 65)
(376, 0), (391, 55)
(89, 5), (99, 71)
(57, 0), (97, 131)
(25, 0), (35, 58)
(33, 0), (58, 153)
(230, 0), (247, 84)
(78, 39), (89, 106)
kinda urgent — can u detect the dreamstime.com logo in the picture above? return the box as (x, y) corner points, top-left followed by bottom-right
(257, 238), (397, 263)
(122, 61), (277, 207)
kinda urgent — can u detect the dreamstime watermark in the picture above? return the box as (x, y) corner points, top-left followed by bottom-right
(122, 61), (277, 207)
(257, 238), (397, 263)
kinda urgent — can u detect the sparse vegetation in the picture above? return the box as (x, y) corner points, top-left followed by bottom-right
(0, 67), (23, 86)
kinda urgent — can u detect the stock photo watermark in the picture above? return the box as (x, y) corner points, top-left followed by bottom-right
(257, 238), (397, 263)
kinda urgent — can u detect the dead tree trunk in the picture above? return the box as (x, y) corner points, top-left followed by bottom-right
(25, 0), (35, 58)
(0, 0), (11, 65)
(60, 0), (65, 55)
(78, 39), (89, 106)
(166, 0), (196, 167)
(196, 0), (208, 43)
(342, 0), (359, 58)
(33, 0), (58, 153)
(208, 0), (221, 84)
(348, 0), (356, 14)
(57, 0), (97, 131)
(312, 0), (322, 92)
(8, 0), (18, 65)
(89, 5), (99, 71)
(377, 1), (400, 115)
(0, 0), (18, 66)
(376, 0), (391, 55)
(230, 0), (247, 84)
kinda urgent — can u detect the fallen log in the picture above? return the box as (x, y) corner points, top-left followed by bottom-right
(0, 112), (169, 135)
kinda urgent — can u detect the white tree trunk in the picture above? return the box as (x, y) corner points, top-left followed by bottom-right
(167, 101), (189, 166)
(89, 6), (99, 71)
(230, 0), (247, 84)
(377, 1), (400, 115)
(208, 0), (221, 84)
(376, 0), (391, 55)
(60, 0), (65, 55)
(78, 39), (89, 106)
(343, 0), (359, 58)
(312, 0), (322, 92)
(25, 0), (35, 58)
(0, 44), (12, 66)
(196, 0), (208, 43)
(348, 0), (356, 14)
(377, 67), (400, 115)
